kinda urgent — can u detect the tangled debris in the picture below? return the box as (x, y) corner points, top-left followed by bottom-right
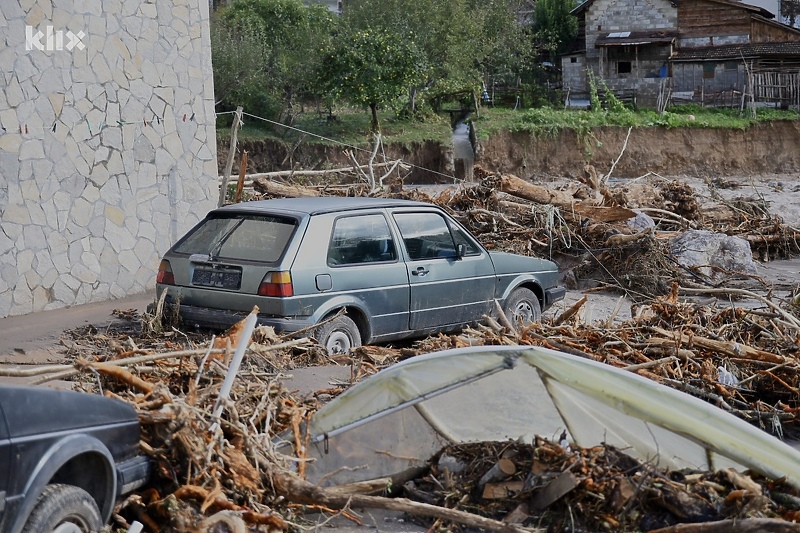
(413, 439), (800, 533)
(8, 168), (800, 531)
(251, 164), (800, 298)
(2, 276), (795, 531)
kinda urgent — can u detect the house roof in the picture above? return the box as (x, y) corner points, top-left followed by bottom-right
(595, 30), (677, 47)
(571, 0), (773, 19)
(672, 41), (800, 61)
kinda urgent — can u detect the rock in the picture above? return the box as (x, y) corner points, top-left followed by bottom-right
(626, 210), (655, 232)
(669, 230), (757, 280)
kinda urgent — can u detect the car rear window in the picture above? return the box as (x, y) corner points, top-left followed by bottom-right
(174, 214), (297, 262)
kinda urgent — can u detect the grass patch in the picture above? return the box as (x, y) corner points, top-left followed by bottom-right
(219, 105), (800, 146)
(222, 107), (452, 148)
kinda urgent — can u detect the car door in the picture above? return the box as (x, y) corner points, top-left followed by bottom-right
(392, 210), (495, 331)
(324, 213), (410, 338)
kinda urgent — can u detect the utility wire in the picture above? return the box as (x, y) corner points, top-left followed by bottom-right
(234, 110), (464, 183)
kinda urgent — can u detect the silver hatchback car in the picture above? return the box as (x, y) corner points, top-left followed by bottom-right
(156, 197), (565, 353)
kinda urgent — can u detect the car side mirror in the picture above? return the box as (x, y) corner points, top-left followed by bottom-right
(456, 243), (466, 259)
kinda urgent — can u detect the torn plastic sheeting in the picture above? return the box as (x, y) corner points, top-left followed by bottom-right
(289, 345), (800, 489)
(524, 347), (800, 486)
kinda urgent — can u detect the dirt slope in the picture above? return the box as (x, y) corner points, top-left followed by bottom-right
(477, 121), (800, 179)
(219, 121), (800, 182)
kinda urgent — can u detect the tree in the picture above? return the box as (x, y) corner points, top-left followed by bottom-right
(341, 0), (534, 112)
(532, 0), (579, 63)
(210, 11), (272, 113)
(319, 29), (426, 131)
(213, 0), (337, 122)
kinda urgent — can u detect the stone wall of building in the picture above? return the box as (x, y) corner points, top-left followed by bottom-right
(0, 0), (218, 317)
(586, 0), (677, 61)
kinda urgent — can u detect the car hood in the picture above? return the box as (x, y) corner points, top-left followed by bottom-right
(0, 386), (138, 439)
(488, 251), (557, 275)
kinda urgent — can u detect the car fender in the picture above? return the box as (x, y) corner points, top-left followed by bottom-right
(309, 295), (373, 341)
(498, 275), (544, 304)
(9, 434), (116, 533)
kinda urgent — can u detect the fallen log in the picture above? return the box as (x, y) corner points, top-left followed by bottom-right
(491, 174), (636, 222)
(491, 173), (575, 206)
(649, 326), (786, 365)
(252, 179), (321, 198)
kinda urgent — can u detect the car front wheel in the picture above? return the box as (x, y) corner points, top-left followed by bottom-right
(502, 288), (542, 330)
(22, 484), (103, 533)
(315, 315), (362, 354)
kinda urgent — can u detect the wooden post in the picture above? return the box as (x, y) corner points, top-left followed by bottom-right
(234, 151), (248, 203)
(218, 106), (243, 207)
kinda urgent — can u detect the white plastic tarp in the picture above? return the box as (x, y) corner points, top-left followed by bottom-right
(281, 345), (800, 488)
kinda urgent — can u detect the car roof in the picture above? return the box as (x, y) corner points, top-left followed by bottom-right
(214, 196), (435, 216)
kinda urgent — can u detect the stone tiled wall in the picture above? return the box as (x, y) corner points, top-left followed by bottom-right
(0, 0), (218, 317)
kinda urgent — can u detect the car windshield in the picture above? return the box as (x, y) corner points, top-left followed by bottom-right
(174, 214), (297, 262)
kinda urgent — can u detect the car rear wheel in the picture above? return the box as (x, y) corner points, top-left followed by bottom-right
(315, 315), (362, 355)
(22, 484), (103, 533)
(502, 288), (542, 330)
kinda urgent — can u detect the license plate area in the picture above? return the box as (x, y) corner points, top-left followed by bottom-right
(192, 267), (242, 290)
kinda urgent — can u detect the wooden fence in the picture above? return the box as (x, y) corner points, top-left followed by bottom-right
(751, 71), (800, 108)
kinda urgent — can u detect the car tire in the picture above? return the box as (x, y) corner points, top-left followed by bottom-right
(22, 484), (103, 533)
(315, 315), (362, 355)
(502, 288), (542, 330)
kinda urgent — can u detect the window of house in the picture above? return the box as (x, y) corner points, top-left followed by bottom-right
(617, 61), (632, 74)
(703, 62), (716, 79)
(571, 57), (578, 63)
(327, 214), (397, 265)
(725, 61), (738, 71)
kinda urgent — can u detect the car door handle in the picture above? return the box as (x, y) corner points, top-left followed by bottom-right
(412, 267), (429, 277)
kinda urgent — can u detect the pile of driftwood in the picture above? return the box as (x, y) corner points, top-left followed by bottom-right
(12, 168), (800, 531)
(248, 164), (800, 297)
(2, 281), (783, 531)
(409, 439), (800, 533)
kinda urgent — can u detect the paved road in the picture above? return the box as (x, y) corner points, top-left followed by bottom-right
(0, 291), (156, 366)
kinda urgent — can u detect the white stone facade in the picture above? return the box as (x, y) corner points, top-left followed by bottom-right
(0, 0), (218, 317)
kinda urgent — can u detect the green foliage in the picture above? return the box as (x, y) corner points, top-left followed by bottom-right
(319, 29), (427, 132)
(532, 0), (579, 62)
(212, 0), (337, 121)
(211, 11), (274, 117)
(340, 0), (535, 113)
(587, 71), (601, 112)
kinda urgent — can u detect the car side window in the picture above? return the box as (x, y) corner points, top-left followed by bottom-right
(450, 222), (482, 256)
(393, 212), (457, 260)
(327, 214), (397, 266)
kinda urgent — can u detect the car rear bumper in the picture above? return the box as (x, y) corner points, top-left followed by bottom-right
(544, 286), (567, 308)
(171, 301), (313, 333)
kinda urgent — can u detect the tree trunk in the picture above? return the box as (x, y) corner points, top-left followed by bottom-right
(369, 102), (380, 133)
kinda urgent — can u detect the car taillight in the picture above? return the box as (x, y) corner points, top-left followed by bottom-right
(258, 271), (293, 297)
(156, 260), (175, 285)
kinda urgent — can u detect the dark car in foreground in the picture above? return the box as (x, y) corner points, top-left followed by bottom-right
(0, 386), (150, 533)
(156, 197), (566, 352)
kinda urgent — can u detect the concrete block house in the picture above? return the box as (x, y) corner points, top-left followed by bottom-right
(562, 0), (800, 108)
